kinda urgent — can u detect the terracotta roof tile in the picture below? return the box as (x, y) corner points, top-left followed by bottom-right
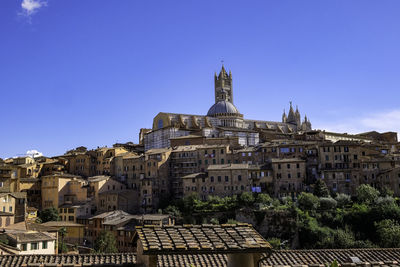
(0, 248), (399, 266)
(136, 224), (271, 255)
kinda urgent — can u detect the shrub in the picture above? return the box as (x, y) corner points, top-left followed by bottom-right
(297, 192), (319, 211)
(375, 219), (400, 248)
(256, 193), (272, 205)
(335, 193), (351, 208)
(94, 231), (118, 253)
(319, 197), (337, 210)
(266, 237), (282, 250)
(210, 218), (219, 225)
(239, 192), (255, 207)
(314, 179), (330, 198)
(356, 184), (379, 204)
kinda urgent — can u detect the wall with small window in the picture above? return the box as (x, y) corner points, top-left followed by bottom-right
(17, 239), (56, 255)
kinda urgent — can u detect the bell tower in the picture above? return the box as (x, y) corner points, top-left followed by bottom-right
(214, 65), (233, 104)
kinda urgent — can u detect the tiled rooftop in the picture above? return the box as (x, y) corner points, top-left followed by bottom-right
(0, 249), (399, 266)
(266, 248), (400, 266)
(135, 223), (271, 255)
(0, 253), (136, 267)
(5, 231), (56, 242)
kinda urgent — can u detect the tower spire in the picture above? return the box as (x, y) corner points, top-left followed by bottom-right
(214, 64), (233, 104)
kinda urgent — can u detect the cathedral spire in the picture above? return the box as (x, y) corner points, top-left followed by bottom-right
(282, 109), (287, 123)
(287, 101), (297, 125)
(214, 64), (233, 104)
(219, 64), (227, 79)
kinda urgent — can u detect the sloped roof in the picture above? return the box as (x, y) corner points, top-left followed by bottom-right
(0, 249), (399, 266)
(6, 231), (56, 242)
(135, 223), (271, 255)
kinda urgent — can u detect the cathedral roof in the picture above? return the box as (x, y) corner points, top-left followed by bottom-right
(207, 100), (240, 117)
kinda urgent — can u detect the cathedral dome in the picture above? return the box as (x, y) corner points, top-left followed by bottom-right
(207, 100), (240, 117)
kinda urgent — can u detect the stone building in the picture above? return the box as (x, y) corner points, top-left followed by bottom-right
(180, 163), (273, 200)
(144, 65), (312, 151)
(270, 158), (306, 198)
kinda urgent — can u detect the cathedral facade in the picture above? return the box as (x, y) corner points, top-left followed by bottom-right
(143, 66), (312, 151)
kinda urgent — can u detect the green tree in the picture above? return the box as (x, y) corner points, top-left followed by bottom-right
(94, 230), (118, 253)
(319, 197), (337, 210)
(375, 219), (400, 247)
(313, 179), (330, 197)
(256, 193), (272, 205)
(356, 184), (379, 204)
(239, 192), (255, 207)
(380, 187), (394, 197)
(182, 193), (200, 213)
(333, 228), (355, 248)
(164, 205), (181, 218)
(58, 227), (68, 253)
(297, 192), (319, 211)
(39, 207), (60, 223)
(266, 237), (282, 250)
(335, 193), (351, 208)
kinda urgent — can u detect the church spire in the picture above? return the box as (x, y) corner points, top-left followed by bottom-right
(214, 64), (233, 104)
(282, 109), (287, 123)
(287, 101), (297, 125)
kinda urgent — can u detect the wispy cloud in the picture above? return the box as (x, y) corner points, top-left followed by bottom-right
(314, 109), (400, 135)
(19, 0), (47, 19)
(26, 149), (43, 158)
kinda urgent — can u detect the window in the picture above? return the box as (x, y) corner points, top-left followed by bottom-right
(31, 242), (38, 250)
(192, 178), (195, 183)
(221, 149), (224, 154)
(22, 244), (27, 251)
(354, 155), (358, 160)
(221, 159), (224, 164)
(280, 148), (290, 153)
(9, 206), (12, 212)
(325, 155), (329, 161)
(287, 164), (290, 169)
(42, 241), (48, 249)
(296, 163), (300, 168)
(238, 175), (242, 181)
(278, 164), (281, 170)
(210, 176), (214, 182)
(225, 176), (229, 182)
(288, 173), (291, 179)
(212, 159), (216, 164)
(205, 160), (208, 165)
(158, 119), (163, 129)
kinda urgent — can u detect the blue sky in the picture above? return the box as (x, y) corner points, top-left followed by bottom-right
(1, 0), (400, 158)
